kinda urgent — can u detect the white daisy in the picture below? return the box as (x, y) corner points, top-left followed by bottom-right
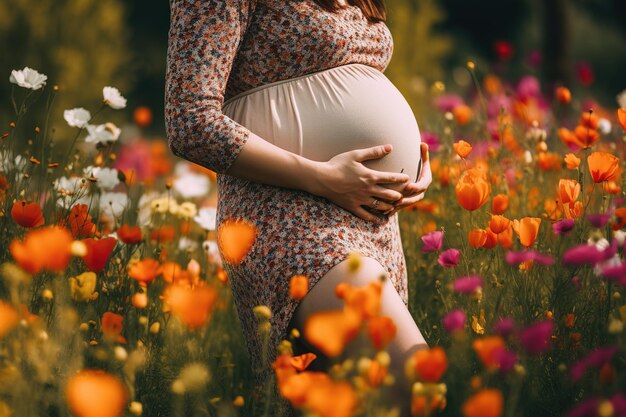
(64, 107), (91, 128)
(9, 67), (47, 90)
(103, 86), (127, 109)
(100, 192), (129, 218)
(83, 166), (120, 190)
(194, 207), (217, 231)
(85, 122), (121, 144)
(173, 172), (210, 198)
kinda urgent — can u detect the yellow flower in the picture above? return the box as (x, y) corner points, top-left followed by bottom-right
(69, 272), (97, 302)
(176, 201), (198, 219)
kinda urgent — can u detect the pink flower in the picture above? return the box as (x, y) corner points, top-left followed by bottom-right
(601, 262), (626, 285)
(553, 219), (575, 235)
(562, 239), (617, 266)
(452, 275), (482, 294)
(434, 94), (464, 112)
(421, 230), (444, 253)
(519, 320), (554, 354)
(505, 249), (555, 266)
(570, 346), (618, 382)
(576, 62), (594, 86)
(438, 248), (460, 267)
(492, 317), (515, 338)
(492, 346), (517, 373)
(516, 75), (541, 101)
(421, 131), (441, 152)
(442, 309), (466, 333)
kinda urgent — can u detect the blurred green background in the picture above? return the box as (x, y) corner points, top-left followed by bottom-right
(1, 0), (624, 141)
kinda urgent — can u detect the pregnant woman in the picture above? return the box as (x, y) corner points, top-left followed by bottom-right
(165, 0), (432, 414)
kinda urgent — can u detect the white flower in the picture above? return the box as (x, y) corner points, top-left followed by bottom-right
(64, 107), (91, 128)
(173, 172), (210, 198)
(202, 240), (222, 267)
(83, 166), (120, 190)
(179, 236), (199, 252)
(614, 230), (626, 247)
(524, 150), (533, 164)
(85, 122), (121, 144)
(103, 86), (127, 109)
(54, 176), (91, 208)
(100, 192), (129, 218)
(597, 118), (611, 135)
(194, 207), (217, 231)
(137, 190), (163, 226)
(617, 90), (626, 109)
(9, 67), (47, 90)
(54, 175), (86, 193)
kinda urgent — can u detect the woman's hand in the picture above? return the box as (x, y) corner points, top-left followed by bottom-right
(310, 144), (411, 223)
(382, 143), (432, 217)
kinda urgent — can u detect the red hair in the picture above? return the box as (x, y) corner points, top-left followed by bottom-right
(311, 0), (386, 23)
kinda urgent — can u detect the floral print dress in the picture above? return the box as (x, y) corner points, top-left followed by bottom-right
(164, 0), (408, 391)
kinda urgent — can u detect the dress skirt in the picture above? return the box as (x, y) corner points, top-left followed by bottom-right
(215, 63), (414, 392)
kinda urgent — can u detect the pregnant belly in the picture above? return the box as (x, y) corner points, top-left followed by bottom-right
(222, 63), (422, 183)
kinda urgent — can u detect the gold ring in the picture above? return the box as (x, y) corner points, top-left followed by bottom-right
(371, 198), (380, 208)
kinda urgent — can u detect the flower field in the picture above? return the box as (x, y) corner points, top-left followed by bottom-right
(1, 64), (626, 417)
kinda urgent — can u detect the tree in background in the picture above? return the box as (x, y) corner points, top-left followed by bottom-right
(0, 0), (132, 145)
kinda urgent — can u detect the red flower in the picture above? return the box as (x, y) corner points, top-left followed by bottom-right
(11, 200), (44, 228)
(82, 237), (117, 273)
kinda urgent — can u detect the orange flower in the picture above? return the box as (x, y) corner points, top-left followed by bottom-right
(149, 225), (176, 242)
(603, 181), (621, 195)
(367, 315), (397, 349)
(562, 201), (583, 219)
(132, 292), (148, 309)
(462, 389), (504, 417)
(537, 152), (562, 171)
(588, 151), (620, 183)
(555, 87), (571, 104)
(472, 336), (505, 370)
(304, 308), (361, 357)
(453, 140), (473, 158)
(557, 179), (580, 204)
(453, 105), (473, 125)
(82, 237), (117, 273)
(117, 224), (142, 244)
(128, 258), (161, 284)
(468, 228), (488, 249)
(488, 215), (510, 235)
(217, 218), (257, 265)
(618, 108), (626, 131)
(491, 194), (509, 214)
(483, 75), (502, 95)
(66, 369), (128, 417)
(365, 359), (388, 388)
(306, 378), (358, 417)
(558, 128), (580, 149)
(160, 261), (183, 283)
(289, 275), (309, 300)
(579, 111), (599, 130)
(289, 353), (317, 372)
(133, 105), (153, 128)
(411, 346), (448, 382)
(10, 225), (73, 274)
(11, 200), (44, 228)
(162, 281), (218, 329)
(513, 217), (541, 247)
(0, 301), (19, 338)
(101, 312), (126, 344)
(335, 280), (382, 320)
(455, 171), (491, 211)
(63, 204), (96, 238)
(564, 153), (581, 169)
(482, 228), (498, 249)
(573, 125), (599, 148)
(497, 224), (513, 249)
(613, 207), (626, 230)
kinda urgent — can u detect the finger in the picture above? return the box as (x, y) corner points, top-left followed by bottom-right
(420, 142), (430, 163)
(366, 199), (395, 213)
(353, 144), (392, 163)
(374, 170), (411, 184)
(355, 206), (386, 223)
(396, 188), (426, 202)
(371, 185), (404, 202)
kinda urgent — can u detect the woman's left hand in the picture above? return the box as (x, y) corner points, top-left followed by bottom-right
(382, 142), (432, 217)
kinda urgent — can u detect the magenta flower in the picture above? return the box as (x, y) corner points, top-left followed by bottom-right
(601, 262), (626, 285)
(421, 230), (444, 253)
(492, 317), (516, 338)
(519, 320), (554, 354)
(505, 249), (555, 266)
(553, 218), (575, 235)
(565, 397), (600, 417)
(492, 346), (517, 374)
(570, 346), (618, 382)
(562, 239), (617, 266)
(516, 75), (541, 101)
(434, 94), (464, 112)
(526, 50), (542, 68)
(452, 275), (482, 294)
(442, 309), (466, 333)
(586, 211), (612, 228)
(438, 248), (460, 267)
(421, 131), (441, 153)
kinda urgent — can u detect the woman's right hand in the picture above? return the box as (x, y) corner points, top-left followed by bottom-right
(308, 144), (410, 223)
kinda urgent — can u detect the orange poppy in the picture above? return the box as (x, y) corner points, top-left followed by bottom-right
(159, 261), (183, 283)
(66, 369), (128, 417)
(462, 388), (504, 417)
(612, 207), (626, 230)
(488, 215), (510, 235)
(562, 201), (583, 219)
(101, 312), (126, 344)
(367, 315), (397, 349)
(365, 359), (388, 388)
(573, 125), (599, 148)
(603, 181), (621, 195)
(304, 308), (361, 357)
(133, 106), (153, 128)
(558, 128), (580, 149)
(0, 300), (19, 338)
(335, 280), (382, 320)
(557, 179), (580, 204)
(537, 152), (562, 171)
(128, 258), (161, 284)
(579, 111), (599, 130)
(411, 346), (448, 382)
(217, 218), (257, 265)
(289, 352), (317, 372)
(117, 224), (142, 244)
(453, 140), (473, 158)
(289, 275), (309, 300)
(618, 108), (626, 131)
(513, 217), (541, 247)
(491, 194), (509, 214)
(564, 153), (581, 169)
(497, 224), (514, 249)
(82, 237), (117, 273)
(482, 228), (498, 249)
(162, 281), (218, 329)
(468, 228), (488, 249)
(306, 378), (358, 417)
(472, 336), (505, 370)
(455, 171), (491, 211)
(10, 225), (73, 274)
(62, 204), (96, 238)
(149, 225), (176, 242)
(555, 87), (571, 104)
(453, 105), (473, 125)
(588, 151), (620, 183)
(11, 200), (44, 228)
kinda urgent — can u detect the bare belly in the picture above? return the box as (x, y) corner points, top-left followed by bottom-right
(223, 63), (422, 183)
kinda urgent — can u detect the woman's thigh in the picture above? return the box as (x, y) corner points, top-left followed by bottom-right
(287, 256), (428, 370)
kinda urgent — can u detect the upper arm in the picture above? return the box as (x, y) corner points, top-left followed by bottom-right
(164, 0), (256, 174)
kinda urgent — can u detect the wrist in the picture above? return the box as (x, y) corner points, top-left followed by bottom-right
(298, 157), (328, 197)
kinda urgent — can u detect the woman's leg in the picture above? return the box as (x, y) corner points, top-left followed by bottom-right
(287, 256), (428, 416)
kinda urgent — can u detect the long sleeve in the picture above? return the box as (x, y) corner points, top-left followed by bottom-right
(164, 0), (257, 174)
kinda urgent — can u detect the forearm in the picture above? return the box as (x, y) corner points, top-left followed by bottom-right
(224, 131), (325, 195)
